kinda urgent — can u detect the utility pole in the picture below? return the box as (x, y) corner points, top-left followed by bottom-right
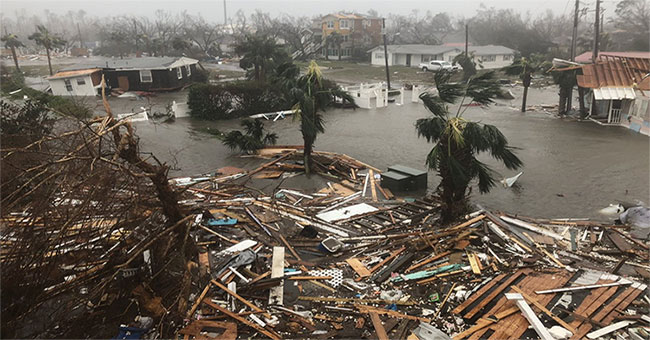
(223, 0), (228, 25)
(592, 0), (600, 63)
(382, 18), (391, 90)
(465, 23), (469, 56)
(570, 0), (579, 61)
(77, 22), (83, 49)
(568, 0), (579, 112)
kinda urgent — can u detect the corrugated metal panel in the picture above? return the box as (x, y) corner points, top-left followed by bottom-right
(576, 57), (650, 91)
(593, 87), (636, 100)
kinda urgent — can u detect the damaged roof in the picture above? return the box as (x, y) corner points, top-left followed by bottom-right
(576, 56), (650, 90)
(47, 68), (101, 80)
(62, 57), (199, 72)
(368, 44), (515, 56)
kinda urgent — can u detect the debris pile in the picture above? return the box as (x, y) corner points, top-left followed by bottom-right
(2, 140), (648, 339)
(170, 148), (649, 340)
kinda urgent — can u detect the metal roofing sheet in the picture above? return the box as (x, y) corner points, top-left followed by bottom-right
(576, 57), (650, 91)
(593, 87), (636, 100)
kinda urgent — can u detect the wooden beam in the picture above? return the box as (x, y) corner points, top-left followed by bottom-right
(405, 250), (451, 273)
(464, 270), (526, 319)
(369, 170), (378, 202)
(186, 282), (212, 318)
(346, 258), (372, 278)
(369, 312), (389, 340)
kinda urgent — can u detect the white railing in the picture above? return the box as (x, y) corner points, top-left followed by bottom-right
(609, 108), (622, 124)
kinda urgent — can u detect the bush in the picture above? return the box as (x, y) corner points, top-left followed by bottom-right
(187, 81), (289, 120)
(6, 87), (92, 119)
(0, 65), (25, 94)
(193, 68), (210, 83)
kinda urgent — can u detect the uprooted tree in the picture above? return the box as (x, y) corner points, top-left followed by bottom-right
(0, 81), (193, 338)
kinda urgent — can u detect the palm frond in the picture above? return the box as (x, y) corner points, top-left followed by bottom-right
(434, 71), (464, 103)
(415, 116), (446, 143)
(222, 131), (245, 151)
(425, 143), (442, 170)
(469, 158), (497, 193)
(466, 71), (502, 105)
(419, 93), (448, 118)
(263, 132), (278, 146)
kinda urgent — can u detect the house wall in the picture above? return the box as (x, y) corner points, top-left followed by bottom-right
(473, 54), (515, 69)
(49, 74), (97, 96)
(370, 50), (394, 66)
(321, 16), (382, 59)
(621, 95), (650, 136)
(105, 64), (197, 92)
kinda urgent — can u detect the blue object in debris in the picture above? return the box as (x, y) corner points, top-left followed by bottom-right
(207, 218), (238, 226)
(113, 326), (147, 340)
(386, 303), (398, 311)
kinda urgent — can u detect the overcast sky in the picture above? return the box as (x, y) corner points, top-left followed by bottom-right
(1, 0), (611, 22)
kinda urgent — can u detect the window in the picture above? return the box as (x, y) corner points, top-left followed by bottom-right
(362, 20), (370, 28)
(327, 21), (334, 29)
(342, 35), (349, 42)
(185, 64), (192, 76)
(140, 70), (153, 83)
(503, 54), (513, 61)
(341, 48), (352, 56)
(448, 55), (454, 62)
(64, 79), (73, 92)
(481, 55), (496, 62)
(375, 52), (384, 59)
(340, 20), (349, 29)
(176, 67), (183, 79)
(76, 77), (86, 85)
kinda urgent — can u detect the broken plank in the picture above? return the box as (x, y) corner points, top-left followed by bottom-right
(453, 273), (507, 315)
(211, 279), (271, 318)
(346, 258), (372, 278)
(356, 305), (432, 323)
(268, 247), (285, 305)
(369, 312), (389, 340)
(509, 285), (576, 334)
(203, 299), (281, 340)
(463, 270), (527, 319)
(405, 251), (452, 273)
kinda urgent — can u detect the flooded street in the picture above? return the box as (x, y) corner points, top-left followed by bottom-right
(134, 86), (649, 220)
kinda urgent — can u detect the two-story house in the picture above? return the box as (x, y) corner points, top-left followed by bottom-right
(320, 13), (383, 60)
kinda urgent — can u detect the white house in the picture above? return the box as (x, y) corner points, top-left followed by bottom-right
(47, 68), (102, 96)
(369, 44), (516, 69)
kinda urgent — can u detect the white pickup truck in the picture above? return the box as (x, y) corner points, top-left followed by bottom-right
(419, 60), (458, 72)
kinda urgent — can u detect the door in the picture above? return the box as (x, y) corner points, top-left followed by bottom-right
(406, 54), (412, 67)
(117, 76), (129, 91)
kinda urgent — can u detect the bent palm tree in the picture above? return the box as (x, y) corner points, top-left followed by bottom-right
(288, 61), (354, 175)
(222, 118), (278, 154)
(28, 25), (66, 76)
(416, 71), (523, 222)
(1, 34), (25, 72)
(503, 54), (551, 112)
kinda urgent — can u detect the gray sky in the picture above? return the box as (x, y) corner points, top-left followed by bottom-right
(1, 0), (609, 22)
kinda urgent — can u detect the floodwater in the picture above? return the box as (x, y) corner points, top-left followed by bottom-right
(133, 86), (650, 220)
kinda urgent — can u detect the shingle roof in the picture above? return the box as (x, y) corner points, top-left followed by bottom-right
(63, 57), (198, 71)
(368, 44), (515, 56)
(468, 45), (515, 56)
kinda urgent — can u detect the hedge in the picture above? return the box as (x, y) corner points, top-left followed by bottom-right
(187, 81), (289, 120)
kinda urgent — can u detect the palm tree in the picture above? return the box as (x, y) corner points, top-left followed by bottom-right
(1, 34), (25, 72)
(503, 54), (551, 112)
(286, 61), (355, 175)
(234, 34), (288, 82)
(28, 25), (66, 76)
(415, 71), (523, 222)
(222, 118), (278, 154)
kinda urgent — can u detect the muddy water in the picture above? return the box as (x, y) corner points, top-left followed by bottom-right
(134, 86), (649, 220)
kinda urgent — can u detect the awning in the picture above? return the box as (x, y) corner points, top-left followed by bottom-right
(593, 87), (636, 100)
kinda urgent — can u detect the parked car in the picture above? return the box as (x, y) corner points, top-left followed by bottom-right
(419, 60), (458, 72)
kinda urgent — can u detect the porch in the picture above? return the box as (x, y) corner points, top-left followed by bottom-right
(587, 87), (635, 125)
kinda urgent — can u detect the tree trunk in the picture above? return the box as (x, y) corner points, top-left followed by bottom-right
(303, 138), (313, 176)
(338, 43), (341, 61)
(578, 86), (587, 118)
(10, 46), (20, 72)
(558, 88), (567, 115)
(438, 140), (471, 223)
(46, 48), (53, 76)
(521, 85), (528, 113)
(324, 41), (329, 61)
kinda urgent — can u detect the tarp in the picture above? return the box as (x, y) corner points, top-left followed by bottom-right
(593, 87), (636, 100)
(316, 203), (378, 222)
